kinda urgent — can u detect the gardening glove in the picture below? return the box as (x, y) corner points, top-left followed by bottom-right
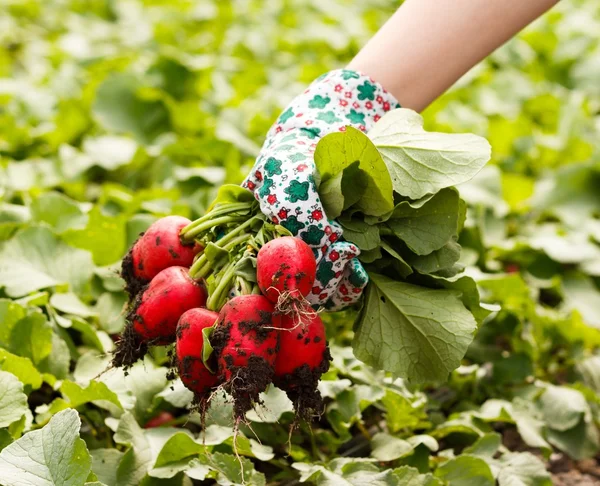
(243, 69), (400, 310)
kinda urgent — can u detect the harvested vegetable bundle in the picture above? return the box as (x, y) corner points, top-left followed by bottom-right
(110, 106), (492, 429)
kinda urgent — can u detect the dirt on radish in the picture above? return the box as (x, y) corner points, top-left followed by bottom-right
(113, 266), (207, 369)
(210, 295), (280, 419)
(175, 308), (221, 409)
(256, 236), (316, 310)
(274, 313), (331, 419)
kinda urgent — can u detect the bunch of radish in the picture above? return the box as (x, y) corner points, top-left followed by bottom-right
(112, 192), (331, 422)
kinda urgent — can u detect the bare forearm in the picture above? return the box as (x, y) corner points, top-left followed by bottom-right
(348, 0), (558, 112)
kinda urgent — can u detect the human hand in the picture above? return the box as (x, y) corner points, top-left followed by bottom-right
(243, 69), (400, 310)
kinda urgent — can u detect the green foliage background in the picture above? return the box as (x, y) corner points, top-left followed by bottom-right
(1, 0), (600, 484)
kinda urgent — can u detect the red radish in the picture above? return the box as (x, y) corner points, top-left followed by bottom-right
(274, 313), (331, 419)
(121, 216), (202, 296)
(144, 411), (175, 428)
(112, 266), (207, 369)
(256, 236), (317, 305)
(274, 313), (328, 378)
(211, 295), (280, 418)
(176, 308), (220, 399)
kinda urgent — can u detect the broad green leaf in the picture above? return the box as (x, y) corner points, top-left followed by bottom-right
(0, 409), (92, 486)
(353, 274), (477, 383)
(497, 452), (552, 486)
(64, 207), (128, 266)
(93, 74), (171, 144)
(414, 272), (492, 324)
(0, 371), (28, 428)
(61, 380), (123, 410)
(200, 451), (266, 486)
(70, 317), (106, 352)
(381, 390), (429, 433)
(546, 418), (600, 461)
(183, 458), (210, 481)
(537, 385), (587, 432)
(319, 161), (366, 219)
(91, 449), (124, 486)
(358, 247), (382, 264)
(294, 459), (402, 486)
(338, 218), (380, 251)
(150, 433), (201, 477)
(370, 433), (413, 461)
(50, 292), (97, 317)
(37, 333), (70, 379)
(406, 238), (461, 275)
(0, 226), (94, 297)
(368, 109), (491, 199)
(387, 189), (461, 255)
(435, 455), (494, 486)
(30, 192), (88, 234)
(125, 363), (168, 421)
(314, 126), (394, 216)
(8, 312), (53, 365)
(114, 413), (153, 486)
(476, 399), (550, 451)
(528, 228), (600, 265)
(378, 242), (412, 278)
(319, 172), (345, 220)
(463, 433), (501, 459)
(95, 265), (127, 293)
(0, 349), (43, 389)
(95, 292), (127, 334)
(0, 299), (26, 347)
(2, 159), (62, 192)
(207, 184), (256, 211)
(394, 466), (442, 486)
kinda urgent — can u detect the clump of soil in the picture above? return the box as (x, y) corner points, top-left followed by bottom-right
(211, 321), (276, 419)
(275, 346), (332, 420)
(223, 355), (275, 419)
(111, 320), (148, 371)
(111, 289), (148, 370)
(120, 238), (147, 297)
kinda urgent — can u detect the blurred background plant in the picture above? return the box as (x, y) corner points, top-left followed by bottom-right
(0, 0), (600, 484)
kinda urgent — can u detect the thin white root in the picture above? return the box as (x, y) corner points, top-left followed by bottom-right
(262, 287), (318, 332)
(233, 420), (245, 484)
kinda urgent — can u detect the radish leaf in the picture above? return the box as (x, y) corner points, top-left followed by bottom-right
(387, 188), (461, 256)
(0, 409), (92, 486)
(369, 109), (491, 200)
(315, 126), (394, 216)
(353, 273), (477, 383)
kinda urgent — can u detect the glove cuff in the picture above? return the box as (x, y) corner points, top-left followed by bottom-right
(265, 69), (401, 140)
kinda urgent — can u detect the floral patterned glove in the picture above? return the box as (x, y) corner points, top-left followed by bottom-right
(243, 69), (400, 310)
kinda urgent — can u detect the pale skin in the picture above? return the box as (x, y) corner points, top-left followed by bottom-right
(348, 0), (559, 112)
